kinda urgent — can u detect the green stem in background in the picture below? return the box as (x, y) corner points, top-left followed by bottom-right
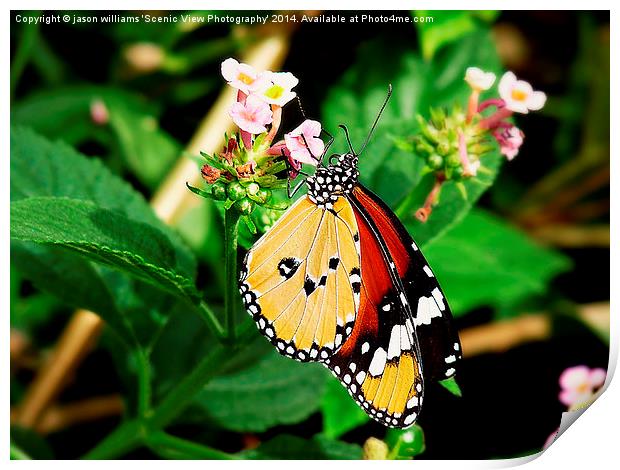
(145, 431), (238, 460)
(83, 322), (257, 459)
(196, 300), (226, 340)
(224, 208), (241, 342)
(10, 13), (40, 100)
(134, 349), (152, 418)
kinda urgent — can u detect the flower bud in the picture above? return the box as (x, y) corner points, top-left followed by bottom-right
(446, 153), (461, 168)
(227, 181), (246, 201)
(211, 181), (227, 200)
(234, 197), (255, 215)
(427, 154), (444, 170)
(362, 437), (389, 460)
(246, 182), (260, 196)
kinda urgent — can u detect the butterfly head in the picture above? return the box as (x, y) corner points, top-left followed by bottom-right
(306, 153), (359, 209)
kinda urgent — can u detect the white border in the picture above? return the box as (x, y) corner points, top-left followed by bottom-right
(4, 2), (616, 468)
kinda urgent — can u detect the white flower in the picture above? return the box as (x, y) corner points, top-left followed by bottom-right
(221, 58), (269, 95)
(465, 67), (496, 91)
(256, 71), (299, 107)
(498, 71), (547, 114)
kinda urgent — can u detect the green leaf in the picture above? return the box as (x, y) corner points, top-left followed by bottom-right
(385, 425), (425, 459)
(11, 197), (199, 303)
(413, 11), (498, 60)
(423, 209), (572, 316)
(10, 427), (53, 460)
(322, 30), (503, 246)
(11, 87), (181, 188)
(439, 376), (462, 397)
(321, 377), (369, 438)
(239, 435), (362, 460)
(190, 351), (329, 432)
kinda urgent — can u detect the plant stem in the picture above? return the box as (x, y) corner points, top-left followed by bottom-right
(196, 300), (226, 340)
(146, 431), (238, 460)
(10, 13), (39, 100)
(224, 209), (241, 342)
(83, 419), (144, 459)
(135, 349), (152, 418)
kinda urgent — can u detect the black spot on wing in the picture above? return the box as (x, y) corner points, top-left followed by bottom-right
(303, 275), (317, 296)
(329, 256), (340, 270)
(278, 257), (300, 280)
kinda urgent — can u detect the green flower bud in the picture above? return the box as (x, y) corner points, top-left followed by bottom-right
(446, 152), (461, 168)
(427, 154), (444, 170)
(451, 165), (464, 181)
(234, 197), (255, 215)
(211, 181), (227, 201)
(246, 182), (260, 196)
(227, 181), (246, 201)
(437, 141), (451, 156)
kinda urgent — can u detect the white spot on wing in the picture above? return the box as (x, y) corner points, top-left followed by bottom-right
(411, 241), (419, 251)
(415, 296), (442, 326)
(446, 367), (455, 376)
(361, 342), (370, 355)
(356, 371), (366, 384)
(423, 265), (434, 277)
(432, 287), (446, 311)
(387, 325), (402, 360)
(404, 413), (417, 426)
(445, 355), (456, 364)
(406, 396), (418, 409)
(369, 347), (387, 376)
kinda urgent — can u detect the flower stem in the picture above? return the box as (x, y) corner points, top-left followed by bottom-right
(145, 431), (238, 460)
(196, 300), (226, 341)
(224, 209), (241, 343)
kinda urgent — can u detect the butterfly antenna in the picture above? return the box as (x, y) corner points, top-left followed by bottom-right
(357, 84), (393, 156)
(338, 124), (357, 154)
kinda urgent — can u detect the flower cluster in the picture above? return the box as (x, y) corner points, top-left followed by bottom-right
(543, 365), (606, 450)
(410, 67), (546, 222)
(190, 58), (325, 226)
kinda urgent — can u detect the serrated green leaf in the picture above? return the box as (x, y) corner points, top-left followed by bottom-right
(321, 377), (369, 439)
(190, 351), (329, 432)
(238, 435), (362, 460)
(439, 376), (463, 397)
(423, 209), (572, 316)
(11, 197), (199, 303)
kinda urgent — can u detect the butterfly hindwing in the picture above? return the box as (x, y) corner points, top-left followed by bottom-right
(324, 191), (424, 428)
(240, 196), (361, 362)
(352, 185), (462, 381)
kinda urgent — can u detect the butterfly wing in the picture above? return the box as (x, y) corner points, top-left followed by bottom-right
(352, 185), (462, 381)
(323, 184), (461, 428)
(324, 189), (423, 428)
(239, 195), (361, 362)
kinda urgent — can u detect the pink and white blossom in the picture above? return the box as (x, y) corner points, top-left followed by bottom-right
(257, 71), (299, 107)
(498, 71), (547, 114)
(284, 119), (325, 165)
(494, 126), (524, 160)
(559, 366), (606, 407)
(465, 67), (496, 91)
(221, 58), (269, 95)
(229, 94), (273, 135)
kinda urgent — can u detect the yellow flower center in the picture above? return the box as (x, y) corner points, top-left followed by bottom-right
(511, 88), (528, 102)
(237, 72), (254, 85)
(264, 84), (284, 100)
(576, 383), (589, 394)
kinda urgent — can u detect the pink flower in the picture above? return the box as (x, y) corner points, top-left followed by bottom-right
(559, 366), (606, 407)
(257, 71), (299, 107)
(494, 126), (524, 160)
(284, 120), (325, 165)
(465, 67), (496, 92)
(90, 99), (109, 125)
(229, 94), (273, 135)
(498, 72), (547, 114)
(221, 58), (269, 95)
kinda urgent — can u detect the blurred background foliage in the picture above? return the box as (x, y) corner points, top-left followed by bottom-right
(10, 10), (609, 460)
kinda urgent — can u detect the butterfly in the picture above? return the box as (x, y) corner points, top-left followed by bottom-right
(239, 86), (462, 428)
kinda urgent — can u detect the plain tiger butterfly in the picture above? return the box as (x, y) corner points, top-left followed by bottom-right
(239, 86), (462, 428)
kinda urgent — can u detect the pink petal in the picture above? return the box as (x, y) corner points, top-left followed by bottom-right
(559, 366), (591, 390)
(559, 389), (593, 407)
(307, 137), (325, 158)
(301, 119), (322, 138)
(272, 71), (299, 89)
(527, 91), (547, 111)
(589, 368), (606, 388)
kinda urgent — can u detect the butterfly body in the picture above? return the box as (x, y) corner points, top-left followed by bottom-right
(239, 92), (461, 428)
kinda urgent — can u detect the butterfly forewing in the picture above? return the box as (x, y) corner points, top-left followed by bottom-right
(240, 196), (361, 362)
